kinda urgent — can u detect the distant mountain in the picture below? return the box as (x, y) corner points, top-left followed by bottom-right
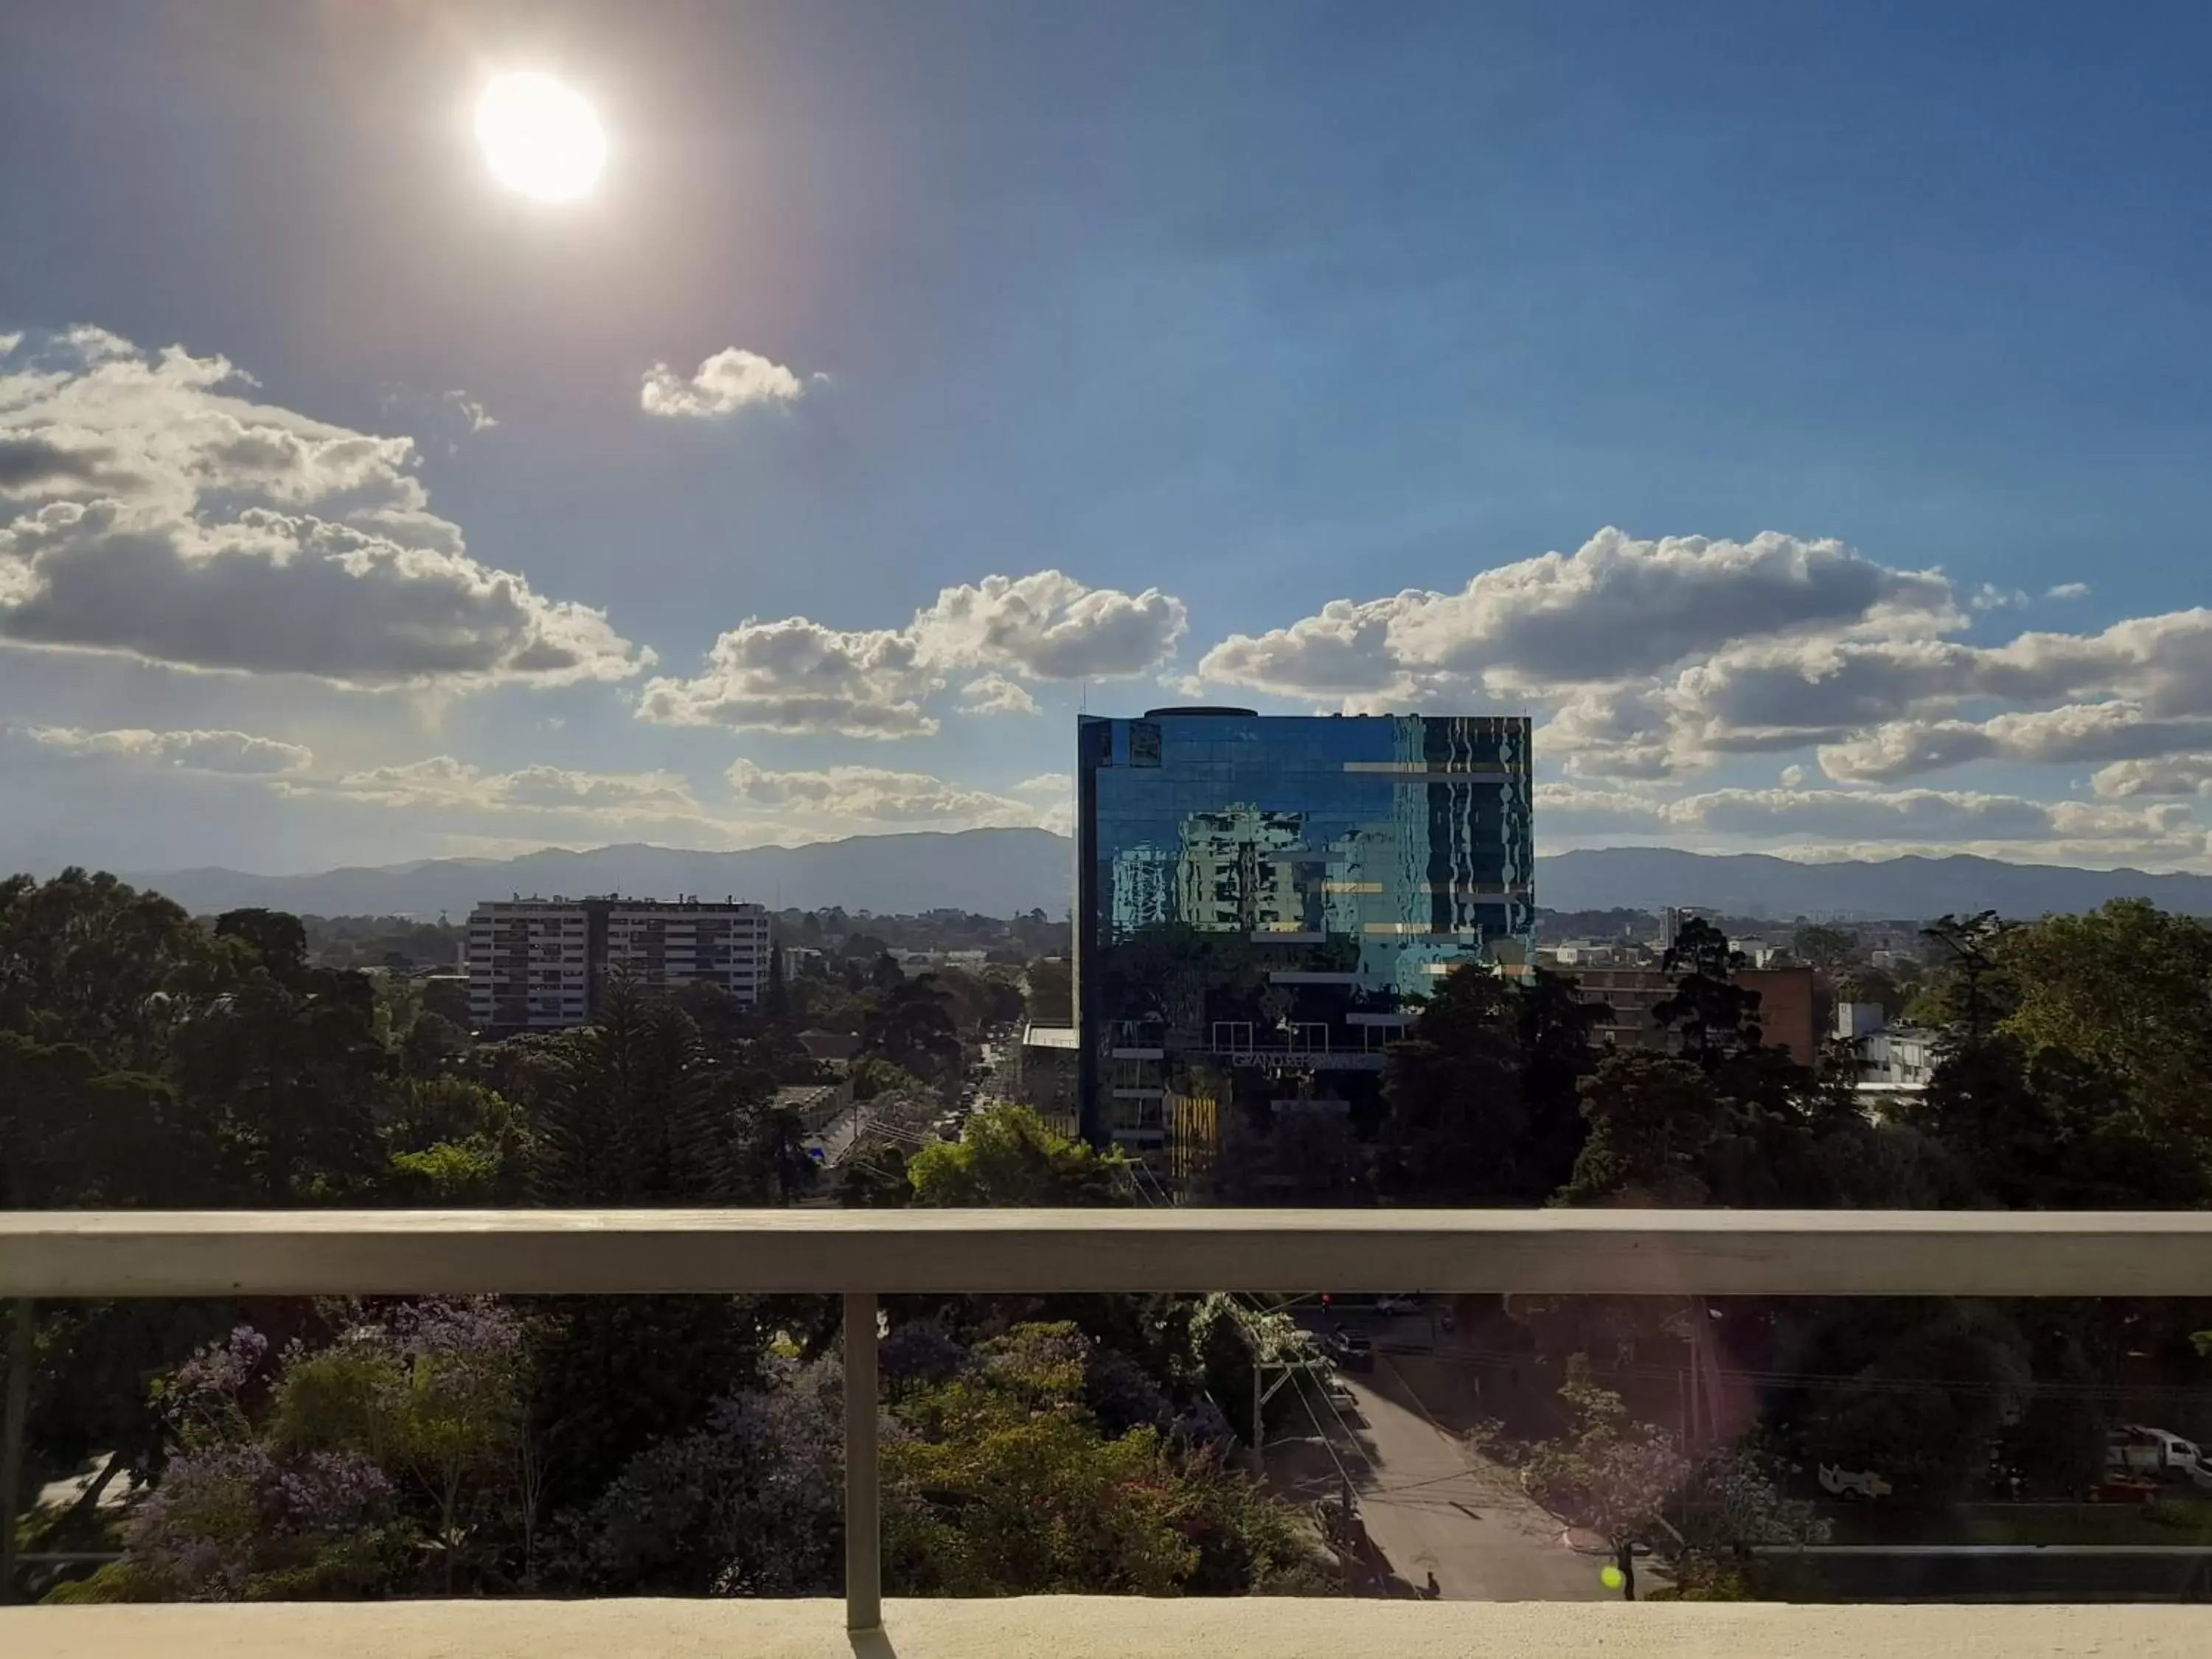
(1537, 846), (2212, 920)
(133, 828), (1075, 920)
(120, 835), (2212, 924)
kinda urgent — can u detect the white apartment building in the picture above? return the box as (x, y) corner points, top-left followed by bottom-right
(465, 897), (771, 1032)
(466, 901), (591, 1032)
(602, 901), (771, 1005)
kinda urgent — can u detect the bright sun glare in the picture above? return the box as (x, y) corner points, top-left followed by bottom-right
(476, 72), (605, 203)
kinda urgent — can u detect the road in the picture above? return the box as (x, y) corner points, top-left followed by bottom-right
(1266, 1327), (1607, 1601)
(805, 1103), (866, 1168)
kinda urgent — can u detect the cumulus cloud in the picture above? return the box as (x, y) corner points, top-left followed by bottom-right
(1818, 703), (2212, 784)
(639, 616), (936, 739)
(1535, 779), (2202, 860)
(0, 327), (645, 687)
(723, 759), (1036, 825)
(642, 571), (1184, 739)
(13, 722), (312, 775)
(2091, 756), (2212, 800)
(639, 347), (815, 418)
(959, 672), (1040, 716)
(1180, 528), (2212, 843)
(914, 571), (1187, 681)
(1196, 529), (1954, 703)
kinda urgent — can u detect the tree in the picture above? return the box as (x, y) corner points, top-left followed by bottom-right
(1024, 958), (1073, 1026)
(170, 956), (389, 1205)
(1919, 911), (2016, 1038)
(0, 869), (219, 1072)
(213, 909), (310, 982)
(1995, 900), (2212, 1155)
(528, 981), (742, 1206)
(1790, 923), (1857, 973)
(1561, 1052), (1733, 1206)
(836, 1143), (916, 1208)
(272, 1301), (527, 1593)
(907, 1105), (1130, 1207)
(566, 1358), (844, 1595)
(883, 1322), (1318, 1596)
(1379, 967), (1599, 1203)
(1915, 1032), (2196, 1208)
(62, 1325), (412, 1603)
(1652, 919), (1761, 1065)
(864, 975), (963, 1083)
(1664, 1441), (1828, 1594)
(1521, 1356), (1689, 1600)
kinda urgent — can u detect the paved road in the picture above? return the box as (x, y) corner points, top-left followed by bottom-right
(1267, 1338), (1607, 1601)
(805, 1104), (866, 1168)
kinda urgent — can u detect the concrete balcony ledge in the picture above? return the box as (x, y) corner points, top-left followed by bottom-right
(4, 1599), (2208, 1659)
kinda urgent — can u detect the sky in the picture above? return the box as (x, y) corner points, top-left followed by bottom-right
(4, 0), (2212, 877)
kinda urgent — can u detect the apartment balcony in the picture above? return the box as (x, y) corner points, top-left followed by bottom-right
(7, 1208), (2212, 1659)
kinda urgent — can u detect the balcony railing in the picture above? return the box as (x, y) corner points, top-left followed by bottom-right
(7, 1208), (2212, 1637)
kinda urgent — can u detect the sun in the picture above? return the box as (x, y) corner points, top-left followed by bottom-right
(476, 72), (606, 203)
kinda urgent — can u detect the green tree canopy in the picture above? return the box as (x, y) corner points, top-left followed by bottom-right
(907, 1105), (1129, 1207)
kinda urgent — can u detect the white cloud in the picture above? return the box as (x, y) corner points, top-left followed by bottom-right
(639, 347), (815, 418)
(1535, 779), (2204, 862)
(1818, 703), (2212, 784)
(1196, 529), (1955, 703)
(1182, 528), (2212, 828)
(2047, 582), (2092, 601)
(2091, 755), (2212, 800)
(914, 570), (1187, 681)
(723, 759), (1036, 826)
(0, 327), (645, 688)
(378, 386), (498, 437)
(638, 616), (936, 739)
(959, 672), (1040, 716)
(13, 722), (312, 775)
(642, 571), (1186, 738)
(442, 391), (498, 432)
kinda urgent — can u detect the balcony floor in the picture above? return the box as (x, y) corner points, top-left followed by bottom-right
(5, 1597), (2208, 1658)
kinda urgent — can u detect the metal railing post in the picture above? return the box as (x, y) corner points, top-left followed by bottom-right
(844, 1290), (880, 1632)
(1, 1298), (33, 1606)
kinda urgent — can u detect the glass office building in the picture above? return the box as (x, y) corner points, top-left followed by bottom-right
(1075, 708), (1534, 1152)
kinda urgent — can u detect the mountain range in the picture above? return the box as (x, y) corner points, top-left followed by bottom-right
(110, 830), (2212, 922)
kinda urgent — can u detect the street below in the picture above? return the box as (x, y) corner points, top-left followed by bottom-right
(1265, 1316), (1607, 1601)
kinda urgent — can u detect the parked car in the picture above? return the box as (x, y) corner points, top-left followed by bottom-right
(1817, 1464), (1892, 1500)
(2090, 1471), (2163, 1504)
(1375, 1294), (1422, 1315)
(1330, 1332), (1374, 1372)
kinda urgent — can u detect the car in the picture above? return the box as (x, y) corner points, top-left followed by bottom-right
(1332, 1332), (1374, 1372)
(1374, 1294), (1422, 1315)
(1816, 1464), (1892, 1500)
(2090, 1472), (2163, 1504)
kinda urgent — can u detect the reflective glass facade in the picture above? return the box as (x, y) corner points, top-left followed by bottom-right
(1075, 710), (1534, 1150)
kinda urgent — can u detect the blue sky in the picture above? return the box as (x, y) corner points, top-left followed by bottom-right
(3, 1), (2211, 876)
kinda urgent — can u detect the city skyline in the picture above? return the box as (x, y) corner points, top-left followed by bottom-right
(7, 4), (2212, 877)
